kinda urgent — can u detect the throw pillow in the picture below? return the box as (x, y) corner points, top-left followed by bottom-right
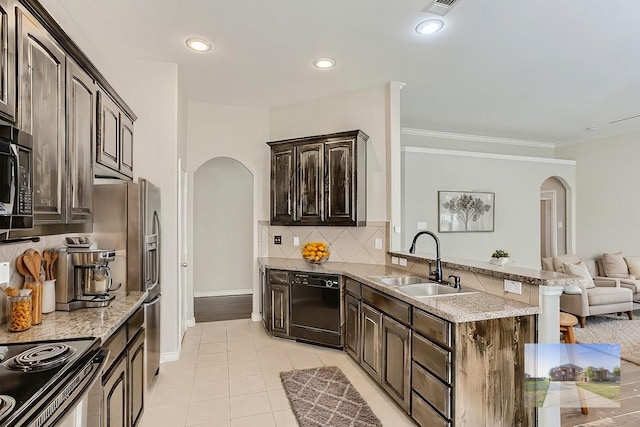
(625, 256), (640, 279)
(601, 252), (628, 278)
(552, 254), (580, 273)
(562, 262), (596, 289)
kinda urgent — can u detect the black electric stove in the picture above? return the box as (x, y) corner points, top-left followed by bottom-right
(0, 337), (106, 427)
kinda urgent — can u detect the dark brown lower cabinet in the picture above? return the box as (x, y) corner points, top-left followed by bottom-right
(360, 303), (382, 382)
(344, 293), (360, 362)
(271, 283), (289, 335)
(103, 353), (127, 427)
(128, 330), (145, 427)
(381, 315), (411, 411)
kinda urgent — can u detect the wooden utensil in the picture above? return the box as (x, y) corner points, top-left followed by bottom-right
(22, 253), (40, 280)
(32, 251), (43, 280)
(16, 254), (30, 277)
(50, 251), (58, 280)
(43, 250), (50, 280)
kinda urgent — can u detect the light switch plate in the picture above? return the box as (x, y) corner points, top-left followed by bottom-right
(374, 238), (383, 250)
(391, 256), (399, 265)
(399, 258), (408, 267)
(0, 262), (9, 283)
(293, 236), (300, 246)
(557, 221), (563, 229)
(394, 226), (402, 233)
(504, 280), (522, 295)
(417, 222), (427, 230)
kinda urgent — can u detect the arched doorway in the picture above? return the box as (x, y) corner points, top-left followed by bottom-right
(540, 177), (568, 258)
(193, 157), (254, 321)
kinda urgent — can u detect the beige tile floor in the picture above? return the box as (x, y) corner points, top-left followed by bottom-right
(140, 319), (416, 427)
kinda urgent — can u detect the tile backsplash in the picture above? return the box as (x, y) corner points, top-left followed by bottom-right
(259, 221), (389, 265)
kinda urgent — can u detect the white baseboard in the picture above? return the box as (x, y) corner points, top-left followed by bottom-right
(186, 318), (196, 327)
(251, 312), (262, 322)
(194, 289), (253, 297)
(160, 351), (179, 363)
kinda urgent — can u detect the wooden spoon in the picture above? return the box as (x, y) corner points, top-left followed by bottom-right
(15, 254), (30, 277)
(50, 251), (58, 280)
(22, 254), (40, 280)
(32, 251), (43, 280)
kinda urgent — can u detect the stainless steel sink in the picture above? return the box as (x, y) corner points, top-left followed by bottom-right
(378, 276), (429, 286)
(396, 283), (476, 297)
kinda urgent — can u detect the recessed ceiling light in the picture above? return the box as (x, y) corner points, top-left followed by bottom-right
(416, 19), (444, 36)
(585, 126), (598, 131)
(313, 58), (335, 69)
(186, 37), (212, 52)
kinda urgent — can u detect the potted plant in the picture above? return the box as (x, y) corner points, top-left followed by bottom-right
(490, 249), (510, 266)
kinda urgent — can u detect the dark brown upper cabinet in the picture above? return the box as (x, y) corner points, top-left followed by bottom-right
(96, 89), (134, 179)
(18, 7), (67, 224)
(0, 0), (15, 122)
(268, 130), (368, 227)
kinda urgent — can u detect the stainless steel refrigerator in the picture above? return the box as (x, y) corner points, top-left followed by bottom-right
(92, 178), (161, 385)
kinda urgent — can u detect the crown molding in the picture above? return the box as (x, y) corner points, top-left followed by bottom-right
(402, 146), (576, 165)
(401, 128), (556, 149)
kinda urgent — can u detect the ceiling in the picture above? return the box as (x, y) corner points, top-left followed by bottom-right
(43, 0), (640, 145)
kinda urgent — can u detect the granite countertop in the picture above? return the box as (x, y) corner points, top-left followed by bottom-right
(389, 251), (578, 286)
(0, 291), (147, 344)
(259, 258), (540, 323)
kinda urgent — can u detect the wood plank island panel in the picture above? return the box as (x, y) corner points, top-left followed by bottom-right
(454, 315), (536, 427)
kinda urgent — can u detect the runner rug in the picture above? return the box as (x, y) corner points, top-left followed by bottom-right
(573, 310), (640, 365)
(280, 366), (382, 427)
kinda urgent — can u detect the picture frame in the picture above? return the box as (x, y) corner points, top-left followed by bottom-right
(438, 191), (495, 232)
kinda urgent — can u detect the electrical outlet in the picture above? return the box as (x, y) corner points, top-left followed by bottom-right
(504, 280), (522, 295)
(393, 226), (402, 233)
(417, 221), (427, 230)
(391, 256), (399, 265)
(293, 236), (300, 246)
(399, 258), (408, 267)
(558, 221), (563, 229)
(0, 262), (9, 283)
(274, 235), (282, 245)
(374, 238), (383, 250)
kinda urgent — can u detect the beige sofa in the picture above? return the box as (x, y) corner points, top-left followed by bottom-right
(542, 254), (633, 328)
(593, 253), (640, 303)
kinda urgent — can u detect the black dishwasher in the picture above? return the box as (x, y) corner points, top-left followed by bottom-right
(290, 272), (342, 348)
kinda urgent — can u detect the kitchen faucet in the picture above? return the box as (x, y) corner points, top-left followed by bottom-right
(409, 231), (443, 283)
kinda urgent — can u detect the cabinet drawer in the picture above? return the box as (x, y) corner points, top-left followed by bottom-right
(412, 361), (451, 419)
(127, 307), (144, 341)
(345, 277), (361, 297)
(268, 269), (289, 285)
(413, 309), (451, 349)
(412, 333), (451, 384)
(411, 391), (451, 427)
(103, 325), (127, 373)
(362, 286), (410, 325)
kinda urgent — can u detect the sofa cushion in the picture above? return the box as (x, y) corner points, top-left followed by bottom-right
(586, 286), (633, 306)
(553, 254), (580, 273)
(602, 252), (629, 278)
(563, 262), (596, 289)
(541, 257), (554, 272)
(618, 278), (640, 293)
(624, 256), (640, 279)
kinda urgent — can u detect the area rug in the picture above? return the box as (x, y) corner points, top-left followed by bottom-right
(280, 366), (382, 427)
(573, 310), (640, 365)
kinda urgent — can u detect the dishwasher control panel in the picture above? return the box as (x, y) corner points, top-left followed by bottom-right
(291, 273), (340, 288)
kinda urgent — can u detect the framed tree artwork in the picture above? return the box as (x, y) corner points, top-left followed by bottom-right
(438, 191), (495, 232)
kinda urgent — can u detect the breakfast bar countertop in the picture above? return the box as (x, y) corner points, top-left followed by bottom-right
(259, 257), (541, 323)
(0, 291), (147, 345)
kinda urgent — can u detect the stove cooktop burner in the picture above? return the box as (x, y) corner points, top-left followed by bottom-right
(0, 395), (16, 422)
(5, 343), (76, 373)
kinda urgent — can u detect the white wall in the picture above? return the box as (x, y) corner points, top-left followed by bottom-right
(557, 131), (640, 260)
(270, 85), (388, 221)
(402, 148), (576, 269)
(193, 158), (254, 296)
(187, 101), (270, 320)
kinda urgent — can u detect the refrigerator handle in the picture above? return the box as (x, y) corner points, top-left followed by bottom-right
(153, 211), (161, 286)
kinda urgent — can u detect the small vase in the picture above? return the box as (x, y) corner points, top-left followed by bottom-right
(490, 257), (509, 266)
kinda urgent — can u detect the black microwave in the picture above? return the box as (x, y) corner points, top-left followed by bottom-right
(0, 125), (33, 229)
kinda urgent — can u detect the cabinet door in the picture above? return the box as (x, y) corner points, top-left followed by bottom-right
(103, 354), (127, 427)
(381, 315), (411, 411)
(120, 115), (134, 178)
(271, 283), (289, 335)
(345, 293), (360, 362)
(128, 330), (145, 427)
(296, 142), (324, 223)
(261, 268), (271, 330)
(97, 90), (120, 172)
(0, 0), (15, 121)
(18, 9), (66, 224)
(66, 59), (95, 223)
(270, 145), (294, 224)
(360, 303), (382, 382)
(325, 138), (355, 225)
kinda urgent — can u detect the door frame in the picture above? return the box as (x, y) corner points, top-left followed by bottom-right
(540, 190), (557, 258)
(178, 158), (188, 339)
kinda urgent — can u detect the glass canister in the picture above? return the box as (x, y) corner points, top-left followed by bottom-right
(24, 276), (42, 325)
(8, 290), (32, 332)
